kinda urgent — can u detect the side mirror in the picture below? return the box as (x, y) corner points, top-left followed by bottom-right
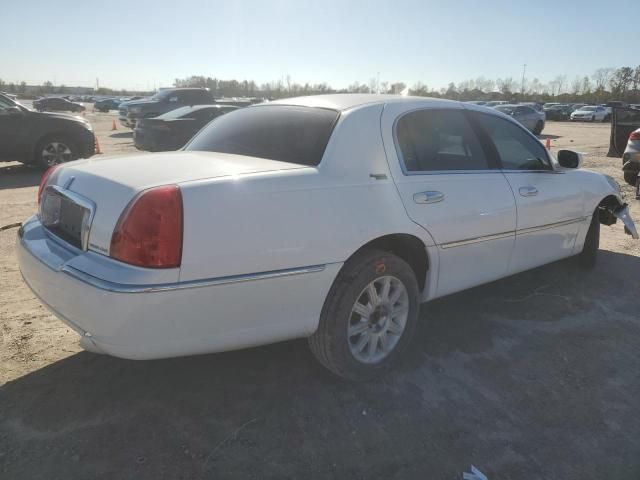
(557, 149), (583, 169)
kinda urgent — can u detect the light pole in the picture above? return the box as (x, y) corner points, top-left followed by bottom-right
(521, 64), (527, 95)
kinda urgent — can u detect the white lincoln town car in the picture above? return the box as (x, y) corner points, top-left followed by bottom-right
(17, 95), (638, 380)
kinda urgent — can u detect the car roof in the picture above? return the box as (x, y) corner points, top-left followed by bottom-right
(267, 94), (459, 112)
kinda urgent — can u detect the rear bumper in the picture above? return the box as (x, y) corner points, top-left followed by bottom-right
(17, 217), (339, 360)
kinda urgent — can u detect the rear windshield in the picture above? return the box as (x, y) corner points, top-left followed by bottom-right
(495, 106), (515, 114)
(185, 105), (339, 166)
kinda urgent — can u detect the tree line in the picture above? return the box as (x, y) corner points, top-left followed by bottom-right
(174, 66), (640, 104)
(3, 65), (639, 104)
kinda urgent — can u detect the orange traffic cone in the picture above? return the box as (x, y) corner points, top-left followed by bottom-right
(95, 136), (102, 154)
(111, 120), (117, 131)
(545, 138), (551, 150)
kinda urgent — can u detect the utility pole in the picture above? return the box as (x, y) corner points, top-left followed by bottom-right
(521, 64), (527, 95)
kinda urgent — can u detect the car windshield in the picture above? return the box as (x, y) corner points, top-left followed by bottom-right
(158, 106), (200, 120)
(150, 90), (172, 101)
(186, 105), (339, 166)
(580, 106), (596, 111)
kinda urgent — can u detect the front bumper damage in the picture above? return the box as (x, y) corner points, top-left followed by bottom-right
(614, 205), (639, 239)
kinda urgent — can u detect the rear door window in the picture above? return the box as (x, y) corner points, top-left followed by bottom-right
(395, 109), (490, 172)
(186, 105), (339, 166)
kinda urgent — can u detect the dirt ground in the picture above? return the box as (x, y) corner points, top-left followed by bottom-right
(1, 114), (639, 479)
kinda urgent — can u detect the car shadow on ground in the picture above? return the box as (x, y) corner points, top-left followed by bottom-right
(0, 163), (42, 190)
(1, 251), (640, 479)
(110, 132), (133, 138)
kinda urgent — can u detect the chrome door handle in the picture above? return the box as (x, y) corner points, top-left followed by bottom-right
(414, 191), (445, 204)
(519, 186), (538, 197)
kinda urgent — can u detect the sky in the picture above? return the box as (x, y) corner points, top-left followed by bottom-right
(2, 0), (638, 91)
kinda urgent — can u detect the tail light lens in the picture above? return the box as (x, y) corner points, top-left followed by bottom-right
(38, 164), (62, 205)
(110, 185), (183, 268)
(630, 131), (640, 141)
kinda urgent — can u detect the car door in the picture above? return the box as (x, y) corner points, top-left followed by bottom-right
(381, 104), (516, 297)
(471, 111), (585, 274)
(0, 96), (24, 158)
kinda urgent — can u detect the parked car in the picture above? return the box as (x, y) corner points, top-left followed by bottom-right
(622, 128), (640, 186)
(93, 98), (122, 112)
(134, 104), (238, 152)
(543, 103), (562, 111)
(119, 88), (215, 128)
(570, 105), (608, 122)
(545, 104), (574, 121)
(0, 91), (17, 100)
(495, 104), (545, 134)
(0, 93), (95, 168)
(17, 95), (637, 380)
(608, 105), (640, 160)
(520, 102), (544, 113)
(34, 97), (86, 113)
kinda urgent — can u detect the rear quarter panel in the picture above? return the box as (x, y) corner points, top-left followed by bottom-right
(178, 104), (433, 283)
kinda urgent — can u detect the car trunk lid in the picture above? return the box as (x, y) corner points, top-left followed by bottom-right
(47, 152), (308, 255)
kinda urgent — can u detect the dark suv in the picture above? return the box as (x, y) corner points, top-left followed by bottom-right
(0, 94), (95, 168)
(119, 88), (215, 128)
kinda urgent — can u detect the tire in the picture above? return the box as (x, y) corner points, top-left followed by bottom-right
(591, 115), (595, 122)
(308, 249), (420, 381)
(624, 171), (638, 186)
(578, 209), (600, 268)
(34, 135), (78, 169)
(533, 121), (543, 135)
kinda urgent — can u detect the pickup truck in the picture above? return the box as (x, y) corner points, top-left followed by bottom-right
(119, 88), (215, 128)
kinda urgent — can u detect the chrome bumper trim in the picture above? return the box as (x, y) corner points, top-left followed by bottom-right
(60, 264), (327, 294)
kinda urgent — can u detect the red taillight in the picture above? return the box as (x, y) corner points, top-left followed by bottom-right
(37, 164), (61, 205)
(630, 131), (640, 141)
(110, 185), (183, 268)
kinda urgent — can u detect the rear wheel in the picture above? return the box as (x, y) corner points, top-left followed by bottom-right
(624, 171), (638, 186)
(578, 209), (600, 268)
(308, 249), (420, 381)
(34, 135), (78, 169)
(591, 115), (596, 122)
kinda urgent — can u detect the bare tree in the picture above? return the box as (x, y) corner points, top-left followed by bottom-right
(632, 66), (640, 91)
(410, 82), (429, 96)
(592, 67), (614, 90)
(570, 76), (581, 95)
(496, 77), (515, 95)
(609, 67), (634, 96)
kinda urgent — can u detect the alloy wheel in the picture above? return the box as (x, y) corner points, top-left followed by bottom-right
(348, 275), (409, 364)
(41, 142), (72, 167)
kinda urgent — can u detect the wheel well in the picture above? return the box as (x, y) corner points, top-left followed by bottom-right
(598, 194), (624, 226)
(353, 234), (429, 291)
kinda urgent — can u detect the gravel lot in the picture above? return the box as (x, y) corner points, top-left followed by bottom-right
(1, 114), (639, 479)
